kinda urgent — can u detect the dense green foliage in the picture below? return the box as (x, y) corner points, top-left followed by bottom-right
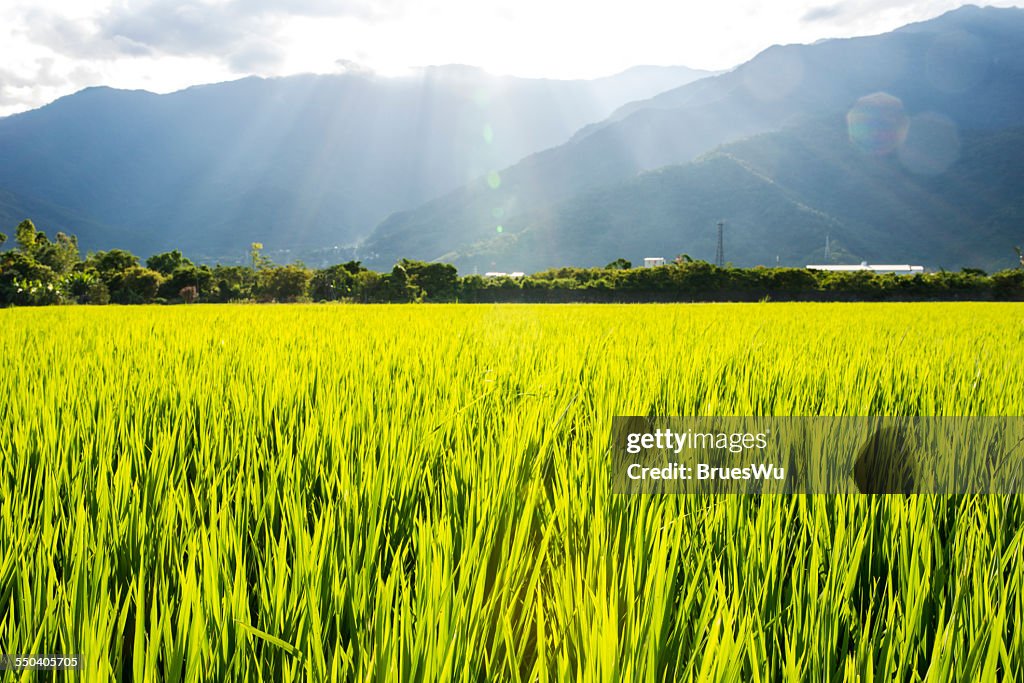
(2, 220), (1022, 306)
(460, 262), (1024, 302)
(1, 303), (1023, 680)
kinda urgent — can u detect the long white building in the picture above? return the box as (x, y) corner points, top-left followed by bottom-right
(806, 262), (924, 275)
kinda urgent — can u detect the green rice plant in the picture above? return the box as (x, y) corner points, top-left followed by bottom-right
(0, 302), (1021, 681)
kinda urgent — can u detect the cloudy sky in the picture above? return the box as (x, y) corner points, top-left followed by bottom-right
(0, 0), (1016, 115)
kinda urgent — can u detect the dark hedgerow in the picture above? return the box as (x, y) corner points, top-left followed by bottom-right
(1, 219), (1023, 305)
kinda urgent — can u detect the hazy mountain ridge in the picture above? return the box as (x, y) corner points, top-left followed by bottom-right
(0, 66), (711, 260)
(360, 5), (1024, 269)
(442, 119), (1024, 273)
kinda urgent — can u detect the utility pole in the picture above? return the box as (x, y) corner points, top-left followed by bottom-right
(824, 234), (831, 262)
(715, 221), (725, 267)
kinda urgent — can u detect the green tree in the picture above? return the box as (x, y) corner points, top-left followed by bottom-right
(250, 242), (271, 271)
(310, 264), (355, 301)
(0, 220), (75, 303)
(62, 270), (97, 303)
(212, 265), (256, 302)
(114, 266), (163, 304)
(0, 232), (6, 246)
(308, 260), (366, 302)
(992, 269), (1024, 298)
(352, 270), (385, 302)
(257, 264), (311, 302)
(158, 263), (213, 300)
(386, 263), (415, 302)
(14, 219), (39, 253)
(34, 232), (80, 275)
(85, 249), (141, 299)
(605, 258), (631, 270)
(458, 274), (486, 301)
(87, 249), (140, 278)
(86, 280), (110, 305)
(60, 269), (110, 305)
(399, 259), (458, 301)
(766, 268), (818, 292)
(147, 250), (193, 276)
(340, 260), (364, 275)
(0, 251), (59, 305)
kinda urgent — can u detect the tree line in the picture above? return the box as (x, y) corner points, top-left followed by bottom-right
(1, 220), (1023, 306)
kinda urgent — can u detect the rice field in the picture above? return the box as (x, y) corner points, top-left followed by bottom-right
(1, 302), (1023, 681)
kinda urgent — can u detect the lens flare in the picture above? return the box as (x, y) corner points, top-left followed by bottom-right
(482, 124), (494, 144)
(847, 93), (908, 155)
(487, 171), (501, 189)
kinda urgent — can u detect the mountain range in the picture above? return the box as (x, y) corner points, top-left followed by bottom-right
(2, 5), (1023, 272)
(361, 5), (1024, 272)
(0, 65), (711, 260)
(446, 118), (1024, 272)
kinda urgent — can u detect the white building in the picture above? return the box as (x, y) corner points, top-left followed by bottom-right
(806, 262), (924, 275)
(644, 257), (666, 268)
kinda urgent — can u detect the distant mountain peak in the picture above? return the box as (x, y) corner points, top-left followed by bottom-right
(360, 5), (1024, 271)
(0, 62), (711, 261)
(897, 3), (1024, 32)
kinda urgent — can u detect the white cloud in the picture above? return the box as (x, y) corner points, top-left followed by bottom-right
(0, 0), (1019, 115)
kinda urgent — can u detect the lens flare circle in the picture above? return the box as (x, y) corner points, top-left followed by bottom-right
(847, 92), (908, 155)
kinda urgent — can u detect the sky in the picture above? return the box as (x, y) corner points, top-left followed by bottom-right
(0, 0), (1018, 115)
